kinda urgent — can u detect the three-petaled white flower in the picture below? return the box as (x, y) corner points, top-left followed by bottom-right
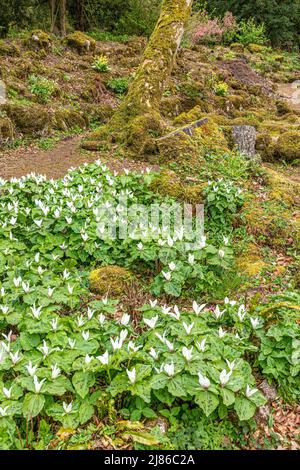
(149, 299), (158, 308)
(245, 384), (258, 398)
(196, 338), (207, 352)
(250, 317), (260, 329)
(169, 262), (176, 271)
(163, 363), (175, 377)
(214, 305), (225, 320)
(162, 271), (171, 281)
(63, 402), (73, 414)
(51, 364), (61, 379)
(218, 249), (225, 258)
(192, 301), (206, 316)
(85, 354), (93, 364)
(126, 368), (136, 384)
(237, 304), (247, 322)
(226, 359), (236, 371)
(33, 375), (46, 394)
(183, 322), (194, 335)
(219, 369), (232, 387)
(188, 253), (195, 265)
(198, 372), (210, 390)
(10, 350), (21, 364)
(87, 307), (94, 320)
(98, 313), (105, 325)
(3, 386), (12, 399)
(30, 303), (42, 319)
(182, 346), (193, 362)
(144, 316), (158, 329)
(149, 348), (159, 360)
(26, 361), (38, 376)
(0, 406), (9, 417)
(218, 326), (226, 338)
(120, 313), (130, 326)
(68, 339), (76, 349)
(82, 331), (90, 342)
(97, 351), (109, 365)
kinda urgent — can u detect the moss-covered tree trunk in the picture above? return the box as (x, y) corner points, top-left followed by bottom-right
(83, 0), (194, 155)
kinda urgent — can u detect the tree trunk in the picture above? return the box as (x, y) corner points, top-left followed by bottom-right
(83, 0), (194, 155)
(60, 0), (67, 37)
(50, 0), (66, 37)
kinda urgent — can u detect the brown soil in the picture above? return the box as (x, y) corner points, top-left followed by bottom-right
(0, 134), (159, 180)
(219, 59), (274, 95)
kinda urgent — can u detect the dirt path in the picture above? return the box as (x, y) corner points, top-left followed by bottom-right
(0, 134), (159, 180)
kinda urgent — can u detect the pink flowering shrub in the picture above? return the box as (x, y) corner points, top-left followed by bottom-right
(192, 11), (237, 45)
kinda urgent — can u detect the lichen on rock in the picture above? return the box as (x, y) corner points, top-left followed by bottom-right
(89, 266), (133, 297)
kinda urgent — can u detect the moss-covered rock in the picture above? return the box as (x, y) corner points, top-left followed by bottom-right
(65, 32), (96, 54)
(149, 170), (184, 199)
(54, 108), (87, 131)
(3, 102), (51, 134)
(273, 131), (300, 163)
(0, 117), (14, 141)
(27, 30), (52, 50)
(230, 43), (245, 53)
(0, 40), (20, 57)
(89, 266), (133, 297)
(264, 167), (300, 206)
(255, 133), (276, 160)
(236, 244), (267, 276)
(247, 44), (266, 53)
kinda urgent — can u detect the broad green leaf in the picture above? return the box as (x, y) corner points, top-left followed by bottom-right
(22, 393), (45, 419)
(195, 390), (219, 417)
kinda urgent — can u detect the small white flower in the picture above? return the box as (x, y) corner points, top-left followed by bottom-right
(165, 339), (174, 351)
(51, 318), (58, 331)
(0, 305), (9, 315)
(223, 236), (229, 246)
(63, 402), (73, 414)
(0, 406), (9, 417)
(182, 346), (193, 362)
(126, 368), (136, 384)
(182, 322), (194, 335)
(250, 317), (260, 329)
(87, 307), (94, 320)
(97, 351), (109, 365)
(198, 372), (210, 390)
(199, 236), (206, 249)
(167, 235), (174, 247)
(219, 369), (232, 387)
(188, 253), (195, 265)
(128, 341), (142, 353)
(137, 242), (143, 251)
(3, 386), (12, 399)
(161, 305), (172, 315)
(82, 331), (90, 341)
(192, 301), (206, 316)
(245, 384), (258, 398)
(68, 338), (76, 349)
(30, 303), (42, 319)
(149, 299), (158, 308)
(120, 313), (130, 326)
(51, 364), (61, 379)
(196, 338), (207, 352)
(22, 282), (30, 293)
(218, 249), (225, 258)
(98, 313), (105, 325)
(214, 305), (226, 320)
(149, 348), (159, 360)
(85, 354), (93, 364)
(169, 262), (176, 271)
(13, 276), (22, 288)
(110, 337), (122, 351)
(81, 232), (89, 242)
(120, 329), (128, 343)
(39, 340), (50, 357)
(77, 315), (85, 327)
(226, 359), (236, 371)
(162, 271), (171, 281)
(63, 269), (70, 280)
(60, 242), (67, 250)
(237, 304), (247, 322)
(163, 363), (175, 377)
(33, 375), (46, 394)
(26, 361), (38, 376)
(47, 287), (55, 299)
(34, 219), (43, 228)
(37, 266), (44, 275)
(144, 316), (158, 329)
(34, 253), (40, 263)
(10, 350), (21, 364)
(218, 326), (226, 338)
(67, 284), (74, 295)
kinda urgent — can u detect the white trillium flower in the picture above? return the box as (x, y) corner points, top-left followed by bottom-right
(196, 338), (207, 352)
(120, 329), (128, 343)
(10, 351), (21, 364)
(67, 284), (75, 295)
(226, 359), (236, 371)
(33, 375), (46, 394)
(22, 282), (30, 293)
(182, 346), (193, 362)
(219, 369), (232, 387)
(63, 402), (73, 414)
(218, 249), (225, 258)
(77, 315), (85, 327)
(246, 384), (258, 398)
(85, 354), (93, 364)
(51, 318), (58, 331)
(162, 271), (171, 281)
(39, 341), (50, 357)
(120, 313), (130, 326)
(192, 301), (206, 316)
(137, 242), (143, 251)
(198, 372), (210, 390)
(165, 339), (174, 352)
(128, 341), (142, 353)
(218, 326), (226, 338)
(37, 266), (44, 275)
(0, 305), (9, 315)
(167, 235), (174, 247)
(110, 337), (123, 351)
(149, 348), (159, 360)
(34, 219), (43, 228)
(13, 276), (22, 288)
(126, 368), (136, 384)
(144, 316), (158, 329)
(188, 253), (195, 265)
(199, 236), (206, 249)
(183, 322), (194, 335)
(82, 331), (90, 341)
(48, 287), (55, 299)
(169, 262), (176, 271)
(63, 269), (70, 280)
(68, 339), (76, 349)
(237, 304), (247, 322)
(0, 406), (9, 417)
(26, 361), (38, 377)
(97, 351), (109, 365)
(163, 363), (175, 377)
(30, 303), (42, 319)
(98, 313), (105, 325)
(87, 307), (94, 320)
(51, 364), (61, 379)
(250, 317), (260, 329)
(223, 236), (229, 246)
(214, 305), (226, 320)
(161, 305), (172, 315)
(149, 299), (158, 308)
(3, 386), (12, 399)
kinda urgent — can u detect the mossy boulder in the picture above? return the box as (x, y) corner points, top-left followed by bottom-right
(230, 43), (245, 53)
(3, 102), (51, 134)
(54, 108), (87, 131)
(256, 133), (276, 160)
(247, 44), (266, 54)
(89, 266), (133, 297)
(273, 131), (300, 163)
(149, 170), (185, 199)
(264, 167), (300, 207)
(0, 117), (14, 141)
(0, 40), (20, 57)
(236, 244), (267, 276)
(65, 32), (96, 54)
(27, 30), (51, 50)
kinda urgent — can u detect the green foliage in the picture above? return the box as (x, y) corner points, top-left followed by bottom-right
(116, 0), (161, 37)
(92, 54), (110, 73)
(107, 76), (130, 95)
(28, 75), (57, 104)
(235, 19), (267, 46)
